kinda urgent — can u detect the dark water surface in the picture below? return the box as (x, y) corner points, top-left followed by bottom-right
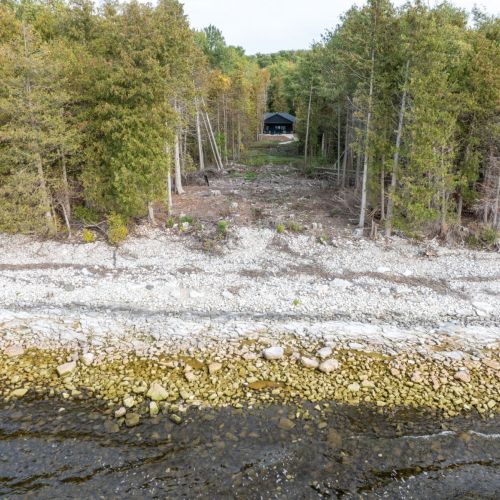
(0, 399), (499, 499)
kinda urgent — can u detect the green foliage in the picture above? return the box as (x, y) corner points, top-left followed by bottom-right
(287, 221), (303, 233)
(466, 226), (499, 249)
(82, 228), (95, 243)
(107, 213), (128, 246)
(73, 206), (100, 225)
(217, 220), (228, 235)
(244, 171), (257, 181)
(166, 217), (175, 228)
(276, 223), (285, 234)
(179, 215), (194, 224)
(292, 298), (301, 307)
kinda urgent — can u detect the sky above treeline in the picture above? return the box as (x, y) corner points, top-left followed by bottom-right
(182, 0), (499, 54)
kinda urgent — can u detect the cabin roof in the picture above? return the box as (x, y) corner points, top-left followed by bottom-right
(264, 112), (296, 124)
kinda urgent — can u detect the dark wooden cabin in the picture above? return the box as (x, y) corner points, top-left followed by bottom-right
(263, 112), (296, 135)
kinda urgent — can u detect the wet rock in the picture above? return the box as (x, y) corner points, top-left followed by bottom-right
(208, 362), (222, 375)
(317, 347), (333, 359)
(278, 417), (295, 430)
(170, 414), (182, 425)
(4, 345), (24, 357)
(81, 352), (95, 366)
(10, 388), (28, 398)
(56, 361), (76, 377)
(262, 346), (284, 360)
(114, 407), (126, 418)
(454, 370), (471, 383)
(327, 429), (342, 449)
(147, 382), (168, 401)
(301, 356), (319, 369)
(104, 420), (120, 433)
(319, 359), (340, 374)
(125, 412), (140, 427)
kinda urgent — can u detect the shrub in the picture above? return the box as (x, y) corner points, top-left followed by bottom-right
(73, 205), (100, 225)
(466, 225), (499, 249)
(244, 171), (257, 181)
(292, 298), (301, 307)
(179, 215), (194, 224)
(217, 220), (228, 236)
(276, 223), (285, 234)
(107, 212), (128, 245)
(166, 217), (174, 229)
(82, 228), (95, 243)
(287, 221), (303, 233)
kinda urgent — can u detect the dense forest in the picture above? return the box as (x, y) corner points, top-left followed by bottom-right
(0, 0), (499, 242)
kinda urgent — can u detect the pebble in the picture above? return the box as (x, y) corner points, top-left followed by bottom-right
(125, 413), (140, 427)
(10, 388), (28, 398)
(147, 382), (169, 401)
(301, 356), (319, 369)
(81, 352), (95, 366)
(262, 346), (284, 360)
(149, 401), (160, 416)
(5, 345), (24, 357)
(278, 417), (295, 430)
(319, 359), (340, 374)
(454, 370), (471, 383)
(115, 407), (126, 418)
(347, 382), (360, 392)
(208, 362), (222, 375)
(104, 420), (120, 433)
(123, 396), (136, 408)
(170, 414), (182, 425)
(56, 361), (76, 376)
(317, 347), (333, 359)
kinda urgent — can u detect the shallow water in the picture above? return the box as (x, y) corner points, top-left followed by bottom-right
(0, 399), (499, 499)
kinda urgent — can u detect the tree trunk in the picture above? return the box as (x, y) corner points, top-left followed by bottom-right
(237, 114), (241, 162)
(493, 173), (500, 229)
(359, 48), (375, 229)
(23, 24), (53, 231)
(174, 129), (184, 195)
(304, 84), (313, 166)
(337, 103), (341, 184)
(195, 100), (205, 171)
(385, 60), (409, 236)
(341, 104), (349, 188)
(380, 158), (385, 221)
(148, 201), (155, 225)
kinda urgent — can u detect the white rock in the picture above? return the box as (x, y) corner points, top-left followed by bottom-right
(147, 382), (169, 401)
(319, 359), (340, 374)
(347, 382), (360, 392)
(208, 362), (222, 375)
(454, 370), (471, 383)
(185, 371), (197, 382)
(149, 401), (160, 416)
(123, 396), (136, 408)
(81, 352), (95, 366)
(242, 352), (258, 361)
(56, 361), (76, 377)
(317, 347), (333, 359)
(301, 356), (319, 369)
(115, 407), (126, 418)
(4, 345), (24, 357)
(262, 346), (284, 360)
(376, 266), (391, 273)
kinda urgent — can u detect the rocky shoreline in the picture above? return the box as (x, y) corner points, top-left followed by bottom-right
(1, 227), (499, 426)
